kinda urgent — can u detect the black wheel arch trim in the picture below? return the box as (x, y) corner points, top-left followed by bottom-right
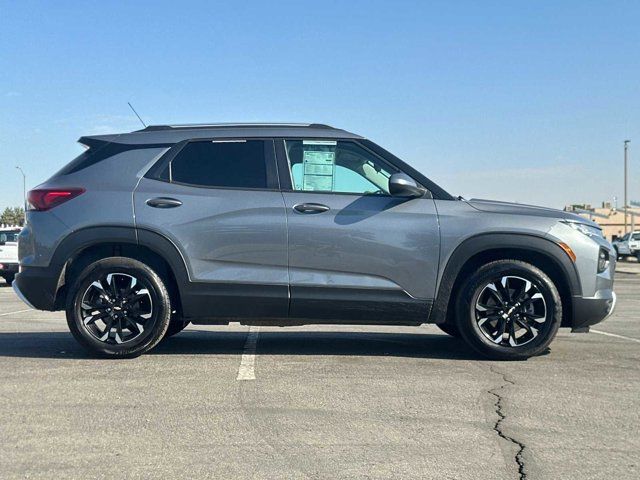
(430, 232), (582, 324)
(42, 225), (191, 310)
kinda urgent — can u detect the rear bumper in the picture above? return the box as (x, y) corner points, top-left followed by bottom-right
(571, 290), (617, 331)
(12, 266), (60, 311)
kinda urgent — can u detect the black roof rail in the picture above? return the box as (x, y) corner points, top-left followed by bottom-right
(135, 122), (336, 133)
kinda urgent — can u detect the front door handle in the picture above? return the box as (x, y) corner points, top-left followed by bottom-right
(293, 203), (330, 214)
(146, 197), (183, 209)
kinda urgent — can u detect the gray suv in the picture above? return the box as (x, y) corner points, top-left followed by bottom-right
(13, 123), (616, 359)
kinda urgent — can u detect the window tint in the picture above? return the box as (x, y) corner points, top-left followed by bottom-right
(285, 140), (395, 194)
(170, 140), (267, 189)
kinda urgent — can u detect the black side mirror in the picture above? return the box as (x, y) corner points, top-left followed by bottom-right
(389, 173), (426, 198)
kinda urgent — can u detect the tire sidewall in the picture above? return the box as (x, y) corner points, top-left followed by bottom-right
(456, 261), (562, 360)
(66, 257), (171, 358)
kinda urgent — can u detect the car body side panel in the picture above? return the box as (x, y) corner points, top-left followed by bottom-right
(435, 199), (562, 286)
(133, 178), (289, 286)
(20, 148), (168, 268)
(282, 193), (440, 300)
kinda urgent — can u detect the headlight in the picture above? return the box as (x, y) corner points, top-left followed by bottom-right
(561, 220), (603, 238)
(598, 248), (610, 273)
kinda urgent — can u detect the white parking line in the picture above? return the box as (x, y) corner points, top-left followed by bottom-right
(0, 309), (32, 317)
(237, 326), (260, 381)
(591, 329), (640, 344)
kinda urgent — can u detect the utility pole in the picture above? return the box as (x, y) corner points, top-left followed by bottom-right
(624, 140), (630, 234)
(15, 166), (26, 215)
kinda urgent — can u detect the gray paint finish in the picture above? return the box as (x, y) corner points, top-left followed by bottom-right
(15, 123), (617, 331)
(282, 192), (440, 299)
(133, 178), (288, 286)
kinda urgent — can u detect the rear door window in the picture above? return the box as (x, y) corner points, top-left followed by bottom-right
(170, 140), (268, 189)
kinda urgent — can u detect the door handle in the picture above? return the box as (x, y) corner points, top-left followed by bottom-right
(293, 203), (330, 214)
(146, 197), (183, 209)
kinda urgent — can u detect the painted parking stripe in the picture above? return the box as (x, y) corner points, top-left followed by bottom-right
(237, 326), (260, 381)
(0, 309), (32, 317)
(591, 329), (640, 344)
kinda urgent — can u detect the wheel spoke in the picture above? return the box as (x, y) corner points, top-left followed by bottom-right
(476, 303), (501, 313)
(125, 316), (145, 334)
(475, 275), (548, 348)
(83, 311), (109, 325)
(496, 277), (512, 303)
(491, 318), (507, 343)
(515, 316), (538, 338)
(80, 272), (154, 346)
(508, 320), (518, 346)
(522, 312), (546, 324)
(486, 284), (507, 307)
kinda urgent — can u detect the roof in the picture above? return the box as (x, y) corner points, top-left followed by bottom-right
(81, 123), (364, 146)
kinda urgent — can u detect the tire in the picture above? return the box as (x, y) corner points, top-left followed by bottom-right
(437, 322), (461, 338)
(2, 273), (15, 284)
(455, 259), (562, 360)
(162, 317), (190, 339)
(66, 257), (172, 358)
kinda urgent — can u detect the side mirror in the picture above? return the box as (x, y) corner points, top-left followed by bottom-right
(389, 173), (426, 198)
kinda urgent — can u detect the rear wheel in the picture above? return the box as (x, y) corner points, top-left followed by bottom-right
(455, 260), (562, 360)
(66, 257), (171, 358)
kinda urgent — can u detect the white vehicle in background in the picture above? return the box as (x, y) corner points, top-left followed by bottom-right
(0, 227), (20, 284)
(612, 231), (640, 260)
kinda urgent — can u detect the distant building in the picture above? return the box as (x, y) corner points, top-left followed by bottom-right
(564, 202), (640, 240)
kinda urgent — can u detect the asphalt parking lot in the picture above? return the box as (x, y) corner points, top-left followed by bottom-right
(1, 264), (639, 480)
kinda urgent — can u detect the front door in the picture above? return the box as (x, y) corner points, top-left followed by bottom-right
(277, 139), (440, 323)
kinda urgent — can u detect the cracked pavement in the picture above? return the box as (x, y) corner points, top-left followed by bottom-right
(0, 262), (639, 479)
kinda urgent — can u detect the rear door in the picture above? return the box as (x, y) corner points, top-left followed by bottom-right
(276, 139), (440, 323)
(134, 138), (289, 318)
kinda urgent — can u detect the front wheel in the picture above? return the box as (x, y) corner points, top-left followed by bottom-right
(66, 257), (172, 358)
(455, 260), (562, 360)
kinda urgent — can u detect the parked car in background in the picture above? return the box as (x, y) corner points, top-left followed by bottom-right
(0, 227), (21, 284)
(612, 231), (640, 260)
(13, 123), (617, 360)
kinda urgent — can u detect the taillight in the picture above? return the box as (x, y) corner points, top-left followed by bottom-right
(27, 188), (85, 211)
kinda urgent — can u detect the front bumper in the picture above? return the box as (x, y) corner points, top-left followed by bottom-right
(571, 290), (617, 331)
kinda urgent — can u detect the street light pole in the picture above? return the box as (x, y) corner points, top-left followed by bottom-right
(15, 166), (26, 216)
(624, 140), (630, 234)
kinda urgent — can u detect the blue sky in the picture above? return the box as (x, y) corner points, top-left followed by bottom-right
(1, 0), (639, 209)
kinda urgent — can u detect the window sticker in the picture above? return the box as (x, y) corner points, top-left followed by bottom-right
(301, 140), (337, 191)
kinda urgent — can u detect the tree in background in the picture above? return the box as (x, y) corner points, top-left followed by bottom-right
(0, 206), (25, 226)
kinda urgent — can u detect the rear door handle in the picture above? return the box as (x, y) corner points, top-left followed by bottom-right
(146, 197), (183, 209)
(293, 203), (330, 214)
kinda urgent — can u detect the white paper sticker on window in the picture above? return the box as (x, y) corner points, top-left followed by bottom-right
(302, 141), (336, 191)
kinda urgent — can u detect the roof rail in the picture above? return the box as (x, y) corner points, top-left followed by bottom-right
(135, 122), (335, 132)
